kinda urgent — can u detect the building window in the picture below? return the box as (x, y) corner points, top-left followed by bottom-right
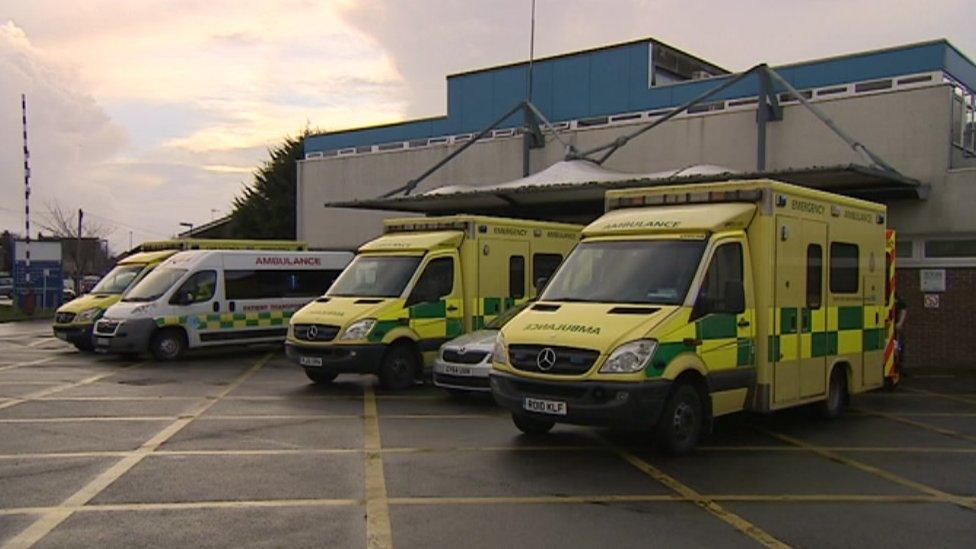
(509, 256), (525, 299)
(806, 244), (823, 309)
(924, 239), (976, 259)
(829, 242), (859, 294)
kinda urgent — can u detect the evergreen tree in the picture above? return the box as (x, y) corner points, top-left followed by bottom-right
(228, 129), (315, 239)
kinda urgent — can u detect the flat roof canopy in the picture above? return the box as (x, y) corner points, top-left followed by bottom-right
(326, 162), (927, 223)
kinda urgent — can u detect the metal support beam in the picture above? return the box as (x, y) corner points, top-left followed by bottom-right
(756, 66), (782, 172)
(763, 66), (901, 175)
(382, 101), (525, 198)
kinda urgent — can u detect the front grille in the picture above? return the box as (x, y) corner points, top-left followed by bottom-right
(434, 373), (490, 389)
(441, 349), (489, 364)
(293, 324), (340, 342)
(509, 378), (589, 399)
(509, 345), (600, 375)
(94, 320), (120, 336)
(55, 312), (76, 324)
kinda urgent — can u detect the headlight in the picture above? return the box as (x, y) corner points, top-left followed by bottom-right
(600, 339), (657, 373)
(77, 308), (103, 322)
(492, 333), (509, 365)
(340, 319), (376, 341)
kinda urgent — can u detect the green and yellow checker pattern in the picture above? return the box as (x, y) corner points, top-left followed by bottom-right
(154, 310), (295, 330)
(367, 297), (464, 343)
(646, 309), (756, 377)
(472, 296), (524, 330)
(766, 305), (885, 362)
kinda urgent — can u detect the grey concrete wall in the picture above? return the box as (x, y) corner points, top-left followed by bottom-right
(299, 84), (971, 249)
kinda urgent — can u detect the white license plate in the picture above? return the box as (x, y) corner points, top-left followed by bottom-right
(299, 356), (323, 367)
(444, 364), (473, 376)
(523, 397), (567, 416)
(96, 337), (110, 346)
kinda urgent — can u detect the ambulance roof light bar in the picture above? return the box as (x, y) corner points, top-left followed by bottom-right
(606, 188), (766, 212)
(383, 219), (472, 234)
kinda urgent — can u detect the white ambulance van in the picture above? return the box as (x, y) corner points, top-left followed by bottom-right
(95, 249), (352, 360)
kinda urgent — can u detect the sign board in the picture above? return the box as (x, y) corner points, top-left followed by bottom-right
(923, 294), (940, 309)
(920, 269), (946, 293)
(13, 241), (61, 262)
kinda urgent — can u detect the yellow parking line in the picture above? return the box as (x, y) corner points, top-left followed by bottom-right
(363, 386), (393, 549)
(759, 429), (976, 512)
(3, 354), (270, 549)
(902, 388), (976, 406)
(0, 382), (63, 386)
(708, 494), (942, 503)
(389, 495), (680, 505)
(0, 357), (56, 372)
(225, 395), (363, 401)
(853, 408), (976, 445)
(381, 445), (604, 454)
(598, 436), (789, 548)
(0, 361), (145, 412)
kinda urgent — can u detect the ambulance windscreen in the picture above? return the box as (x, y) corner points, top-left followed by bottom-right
(541, 240), (706, 305)
(122, 268), (188, 302)
(328, 256), (422, 298)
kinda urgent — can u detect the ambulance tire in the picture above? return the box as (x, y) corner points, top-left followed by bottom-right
(656, 382), (703, 455)
(304, 369), (338, 384)
(818, 367), (848, 418)
(379, 344), (419, 391)
(150, 329), (186, 361)
(511, 413), (554, 435)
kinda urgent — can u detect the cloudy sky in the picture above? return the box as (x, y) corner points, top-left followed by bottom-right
(1, 0), (973, 252)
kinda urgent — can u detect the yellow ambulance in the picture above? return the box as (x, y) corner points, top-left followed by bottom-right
(286, 216), (581, 390)
(491, 180), (890, 454)
(54, 239), (308, 351)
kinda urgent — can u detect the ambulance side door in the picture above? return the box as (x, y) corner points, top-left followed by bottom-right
(476, 239), (529, 328)
(405, 251), (463, 360)
(168, 269), (221, 347)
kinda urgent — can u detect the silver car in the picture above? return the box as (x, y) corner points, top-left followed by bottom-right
(433, 302), (531, 394)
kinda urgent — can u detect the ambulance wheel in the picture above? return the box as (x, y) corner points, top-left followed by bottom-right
(819, 368), (848, 418)
(379, 344), (418, 391)
(150, 329), (186, 361)
(304, 369), (338, 384)
(656, 382), (703, 455)
(512, 413), (554, 435)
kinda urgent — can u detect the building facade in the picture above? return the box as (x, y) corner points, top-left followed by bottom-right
(297, 38), (976, 369)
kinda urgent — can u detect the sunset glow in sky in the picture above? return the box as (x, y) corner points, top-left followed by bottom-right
(1, 0), (972, 251)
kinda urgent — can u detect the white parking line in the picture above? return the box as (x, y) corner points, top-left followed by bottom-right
(0, 363), (145, 412)
(3, 354), (270, 549)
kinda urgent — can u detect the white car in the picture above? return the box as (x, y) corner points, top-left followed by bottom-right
(433, 301), (531, 394)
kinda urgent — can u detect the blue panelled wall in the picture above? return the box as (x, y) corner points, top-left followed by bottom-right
(304, 39), (976, 155)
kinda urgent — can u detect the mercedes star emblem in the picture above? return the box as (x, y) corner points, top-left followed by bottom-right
(307, 325), (319, 339)
(536, 347), (557, 371)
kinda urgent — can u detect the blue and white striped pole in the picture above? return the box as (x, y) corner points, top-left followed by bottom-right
(22, 94), (32, 302)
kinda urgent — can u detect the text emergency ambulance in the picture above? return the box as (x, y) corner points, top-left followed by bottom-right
(54, 239), (310, 351)
(285, 216), (581, 390)
(491, 179), (893, 454)
(94, 249), (352, 360)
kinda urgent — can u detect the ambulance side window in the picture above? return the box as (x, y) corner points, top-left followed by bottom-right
(693, 243), (744, 317)
(408, 257), (454, 304)
(171, 271), (217, 305)
(829, 242), (859, 294)
(509, 256), (525, 299)
(807, 244), (823, 309)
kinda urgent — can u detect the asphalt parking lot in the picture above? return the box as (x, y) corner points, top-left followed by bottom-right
(0, 320), (974, 548)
